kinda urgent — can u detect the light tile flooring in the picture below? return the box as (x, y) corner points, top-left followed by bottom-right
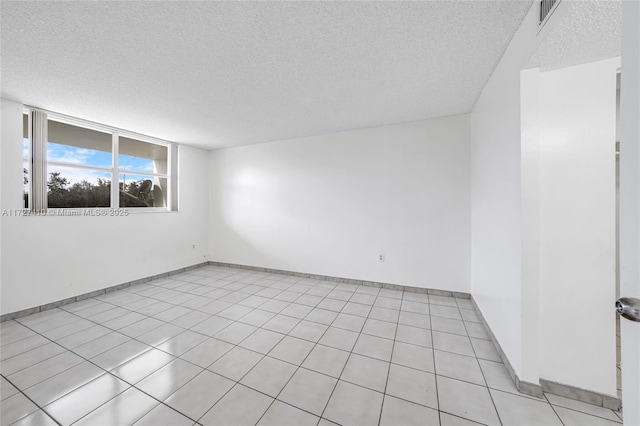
(0, 266), (624, 425)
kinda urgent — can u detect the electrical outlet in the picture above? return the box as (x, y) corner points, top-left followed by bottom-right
(192, 244), (196, 249)
(378, 253), (385, 262)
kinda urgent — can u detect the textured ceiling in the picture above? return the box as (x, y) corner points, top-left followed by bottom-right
(528, 0), (621, 71)
(1, 1), (533, 149)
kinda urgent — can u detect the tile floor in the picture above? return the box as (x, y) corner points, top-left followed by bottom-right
(0, 266), (624, 425)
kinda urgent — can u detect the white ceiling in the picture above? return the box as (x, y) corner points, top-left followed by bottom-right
(1, 1), (533, 149)
(528, 0), (621, 71)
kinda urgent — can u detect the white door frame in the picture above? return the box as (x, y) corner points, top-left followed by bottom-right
(619, 1), (640, 424)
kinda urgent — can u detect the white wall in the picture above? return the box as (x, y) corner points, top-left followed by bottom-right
(0, 98), (210, 315)
(537, 59), (618, 396)
(209, 115), (471, 292)
(520, 66), (542, 385)
(619, 0), (640, 422)
(470, 3), (542, 382)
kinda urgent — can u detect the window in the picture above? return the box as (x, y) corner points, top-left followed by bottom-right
(24, 108), (177, 211)
(22, 112), (30, 208)
(118, 137), (168, 208)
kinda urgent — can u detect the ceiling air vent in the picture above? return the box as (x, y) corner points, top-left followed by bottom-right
(540, 0), (558, 24)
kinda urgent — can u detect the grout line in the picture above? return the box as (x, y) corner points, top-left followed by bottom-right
(0, 373), (62, 426)
(429, 294), (443, 426)
(1, 265), (621, 426)
(544, 393), (568, 426)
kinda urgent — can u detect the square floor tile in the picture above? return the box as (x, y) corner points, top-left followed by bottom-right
(432, 316), (468, 336)
(268, 336), (315, 365)
(103, 312), (148, 330)
(439, 412), (486, 425)
(1, 376), (19, 400)
(380, 395), (440, 426)
(280, 303), (313, 319)
(189, 315), (233, 337)
(401, 300), (430, 315)
(44, 374), (130, 426)
(319, 327), (359, 352)
(1, 342), (66, 376)
(490, 388), (562, 426)
(431, 305), (463, 320)
(341, 353), (389, 392)
(74, 387), (158, 426)
(200, 384), (273, 426)
(465, 322), (490, 340)
(259, 299), (291, 314)
(386, 364), (437, 409)
(332, 313), (366, 332)
(55, 324), (111, 349)
(459, 308), (481, 323)
(437, 375), (500, 425)
(23, 362), (104, 406)
(353, 334), (394, 362)
(545, 393), (622, 422)
(153, 305), (192, 322)
(133, 403), (193, 426)
(470, 337), (500, 361)
(0, 392), (39, 425)
(362, 318), (397, 339)
(553, 406), (622, 425)
(429, 295), (458, 307)
(164, 370), (234, 420)
(374, 297), (402, 310)
(136, 358), (203, 400)
(478, 359), (521, 395)
(395, 324), (432, 347)
(263, 315), (300, 334)
(10, 409), (58, 426)
(369, 307), (400, 322)
(316, 298), (347, 312)
(208, 346), (263, 381)
(392, 341), (435, 373)
(214, 321), (257, 344)
(289, 320), (328, 342)
(341, 302), (372, 317)
(278, 368), (337, 416)
(1, 335), (47, 362)
(323, 381), (383, 426)
(302, 345), (350, 378)
(8, 351), (84, 389)
(304, 308), (339, 325)
(172, 310), (211, 329)
(257, 400), (319, 426)
(349, 294), (376, 305)
(433, 331), (475, 357)
(112, 348), (175, 384)
(240, 356), (297, 397)
(296, 294), (324, 307)
(157, 330), (208, 356)
(398, 311), (431, 329)
(71, 333), (130, 361)
(328, 290), (353, 301)
(119, 317), (164, 338)
(238, 309), (276, 327)
(435, 350), (485, 385)
(239, 328), (285, 354)
(180, 337), (234, 368)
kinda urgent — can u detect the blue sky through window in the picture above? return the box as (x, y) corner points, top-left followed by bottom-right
(46, 143), (154, 172)
(47, 142), (112, 168)
(118, 154), (154, 173)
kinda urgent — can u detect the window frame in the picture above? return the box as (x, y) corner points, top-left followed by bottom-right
(25, 106), (177, 213)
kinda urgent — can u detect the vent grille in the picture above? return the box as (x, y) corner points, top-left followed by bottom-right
(540, 0), (558, 24)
